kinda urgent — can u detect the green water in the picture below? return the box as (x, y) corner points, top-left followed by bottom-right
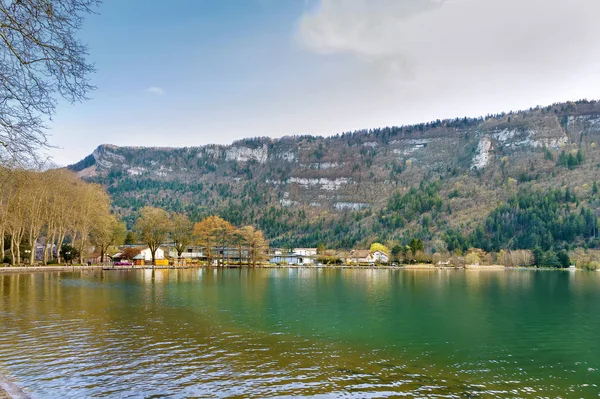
(0, 268), (599, 398)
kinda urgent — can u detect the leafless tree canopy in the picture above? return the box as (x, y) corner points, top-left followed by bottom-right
(0, 0), (99, 165)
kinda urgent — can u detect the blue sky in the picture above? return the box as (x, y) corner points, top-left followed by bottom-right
(49, 0), (600, 165)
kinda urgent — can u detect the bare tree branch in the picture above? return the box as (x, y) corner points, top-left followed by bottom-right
(0, 0), (100, 166)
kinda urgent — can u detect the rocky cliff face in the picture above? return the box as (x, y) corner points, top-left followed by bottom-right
(69, 100), (600, 246)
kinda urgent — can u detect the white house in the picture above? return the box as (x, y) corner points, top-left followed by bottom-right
(368, 250), (389, 264)
(139, 247), (165, 261)
(269, 254), (314, 265)
(349, 250), (389, 264)
(293, 248), (317, 257)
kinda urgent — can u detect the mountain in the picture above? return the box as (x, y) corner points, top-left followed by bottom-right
(69, 100), (600, 251)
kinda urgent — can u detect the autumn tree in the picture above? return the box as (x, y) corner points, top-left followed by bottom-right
(134, 207), (171, 265)
(71, 182), (110, 264)
(170, 212), (193, 262)
(240, 226), (269, 267)
(121, 247), (141, 261)
(46, 169), (79, 264)
(4, 169), (28, 264)
(193, 216), (234, 266)
(90, 213), (126, 264)
(0, 0), (99, 165)
(231, 227), (246, 265)
(0, 168), (119, 265)
(22, 172), (49, 264)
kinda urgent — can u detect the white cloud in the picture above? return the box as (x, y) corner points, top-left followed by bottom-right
(297, 0), (600, 83)
(146, 86), (165, 95)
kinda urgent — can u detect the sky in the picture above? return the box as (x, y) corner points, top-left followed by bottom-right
(48, 0), (600, 165)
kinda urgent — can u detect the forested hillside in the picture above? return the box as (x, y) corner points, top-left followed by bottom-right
(69, 100), (600, 253)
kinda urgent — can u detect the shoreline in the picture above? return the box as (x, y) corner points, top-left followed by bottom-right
(0, 265), (104, 273)
(0, 264), (588, 273)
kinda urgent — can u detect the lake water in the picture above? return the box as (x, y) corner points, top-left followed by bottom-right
(0, 268), (599, 398)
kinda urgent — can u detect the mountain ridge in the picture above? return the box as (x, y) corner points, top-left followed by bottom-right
(69, 99), (600, 249)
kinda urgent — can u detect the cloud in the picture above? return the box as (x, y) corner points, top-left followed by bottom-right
(298, 0), (445, 57)
(297, 0), (600, 84)
(146, 86), (165, 96)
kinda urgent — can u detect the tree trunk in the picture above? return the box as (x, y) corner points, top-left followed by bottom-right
(56, 232), (65, 264)
(177, 247), (183, 266)
(29, 234), (38, 265)
(10, 237), (15, 265)
(44, 232), (55, 265)
(100, 244), (106, 265)
(79, 235), (85, 265)
(0, 226), (4, 262)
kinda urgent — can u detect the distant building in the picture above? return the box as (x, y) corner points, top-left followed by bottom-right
(137, 247), (165, 261)
(349, 249), (389, 265)
(349, 250), (371, 264)
(369, 250), (389, 264)
(293, 248), (317, 257)
(269, 253), (314, 266)
(167, 246), (205, 260)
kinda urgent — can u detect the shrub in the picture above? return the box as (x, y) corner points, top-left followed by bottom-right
(465, 252), (481, 265)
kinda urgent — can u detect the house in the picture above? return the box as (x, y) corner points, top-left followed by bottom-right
(267, 248), (317, 265)
(293, 248), (317, 257)
(269, 254), (314, 266)
(88, 252), (113, 264)
(139, 247), (165, 261)
(349, 250), (371, 264)
(368, 250), (389, 264)
(349, 249), (389, 265)
(167, 246), (205, 260)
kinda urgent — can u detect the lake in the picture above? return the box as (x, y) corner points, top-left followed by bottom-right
(0, 268), (599, 398)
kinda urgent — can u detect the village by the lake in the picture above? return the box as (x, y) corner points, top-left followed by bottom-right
(3, 1), (600, 398)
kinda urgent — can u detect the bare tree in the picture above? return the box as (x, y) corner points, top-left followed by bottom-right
(0, 0), (99, 164)
(90, 213), (125, 264)
(135, 207), (171, 265)
(1, 167), (119, 265)
(170, 212), (192, 264)
(71, 181), (109, 264)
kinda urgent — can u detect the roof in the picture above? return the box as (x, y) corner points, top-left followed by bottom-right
(350, 250), (370, 258)
(371, 250), (389, 255)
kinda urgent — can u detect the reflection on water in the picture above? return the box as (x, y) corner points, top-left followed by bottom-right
(0, 269), (599, 398)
